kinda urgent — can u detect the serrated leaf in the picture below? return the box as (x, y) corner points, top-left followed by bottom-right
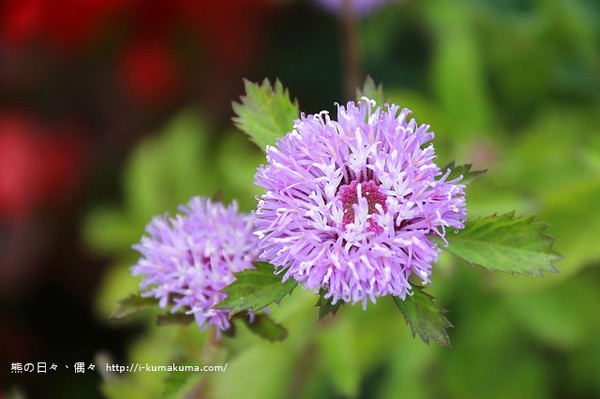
(356, 76), (385, 105)
(232, 79), (299, 151)
(442, 160), (485, 185)
(393, 287), (452, 346)
(156, 313), (194, 327)
(439, 212), (561, 276)
(240, 313), (288, 342)
(315, 289), (344, 320)
(111, 293), (157, 320)
(215, 262), (297, 315)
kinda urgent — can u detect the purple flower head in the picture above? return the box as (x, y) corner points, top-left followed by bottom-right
(254, 98), (466, 308)
(313, 0), (399, 16)
(132, 197), (259, 333)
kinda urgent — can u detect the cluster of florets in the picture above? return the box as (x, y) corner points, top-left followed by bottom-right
(254, 99), (466, 307)
(132, 197), (258, 333)
(132, 98), (466, 331)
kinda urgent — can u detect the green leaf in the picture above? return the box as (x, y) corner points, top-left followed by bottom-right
(393, 286), (452, 346)
(232, 79), (299, 151)
(111, 293), (157, 320)
(439, 212), (561, 276)
(442, 160), (485, 186)
(215, 262), (297, 315)
(156, 313), (194, 327)
(315, 289), (344, 320)
(240, 313), (288, 342)
(356, 76), (385, 105)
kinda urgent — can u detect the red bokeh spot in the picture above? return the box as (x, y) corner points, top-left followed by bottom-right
(0, 114), (41, 222)
(119, 38), (181, 106)
(0, 0), (123, 52)
(0, 112), (87, 224)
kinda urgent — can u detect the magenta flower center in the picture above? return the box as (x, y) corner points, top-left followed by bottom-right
(339, 180), (387, 229)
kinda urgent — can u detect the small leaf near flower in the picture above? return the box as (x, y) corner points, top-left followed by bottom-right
(215, 262), (297, 315)
(393, 287), (452, 347)
(315, 289), (344, 320)
(442, 160), (486, 186)
(110, 293), (157, 320)
(238, 313), (288, 342)
(232, 79), (299, 152)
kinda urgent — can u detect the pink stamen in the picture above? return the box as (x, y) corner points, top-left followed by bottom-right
(339, 180), (387, 231)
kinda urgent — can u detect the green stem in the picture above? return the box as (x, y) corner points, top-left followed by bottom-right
(188, 327), (221, 399)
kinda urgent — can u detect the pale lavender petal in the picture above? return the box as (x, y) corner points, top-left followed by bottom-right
(132, 197), (259, 333)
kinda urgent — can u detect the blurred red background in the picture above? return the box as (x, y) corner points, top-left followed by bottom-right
(0, 1), (278, 396)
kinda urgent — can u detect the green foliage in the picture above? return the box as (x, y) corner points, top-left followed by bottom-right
(315, 289), (344, 320)
(215, 262), (297, 315)
(95, 262), (142, 319)
(101, 325), (203, 399)
(240, 313), (288, 342)
(84, 111), (218, 256)
(427, 0), (493, 139)
(440, 212), (561, 276)
(393, 286), (452, 346)
(439, 280), (551, 399)
(83, 207), (141, 255)
(232, 79), (299, 151)
(123, 111), (217, 221)
(539, 177), (600, 275)
(317, 317), (361, 397)
(210, 290), (318, 399)
(111, 293), (157, 320)
(442, 161), (485, 186)
(215, 131), (265, 212)
(507, 276), (600, 350)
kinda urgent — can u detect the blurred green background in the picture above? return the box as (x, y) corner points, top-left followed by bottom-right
(2, 0), (599, 398)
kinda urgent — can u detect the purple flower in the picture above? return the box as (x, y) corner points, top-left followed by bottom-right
(132, 197), (259, 333)
(254, 98), (466, 308)
(313, 0), (399, 16)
